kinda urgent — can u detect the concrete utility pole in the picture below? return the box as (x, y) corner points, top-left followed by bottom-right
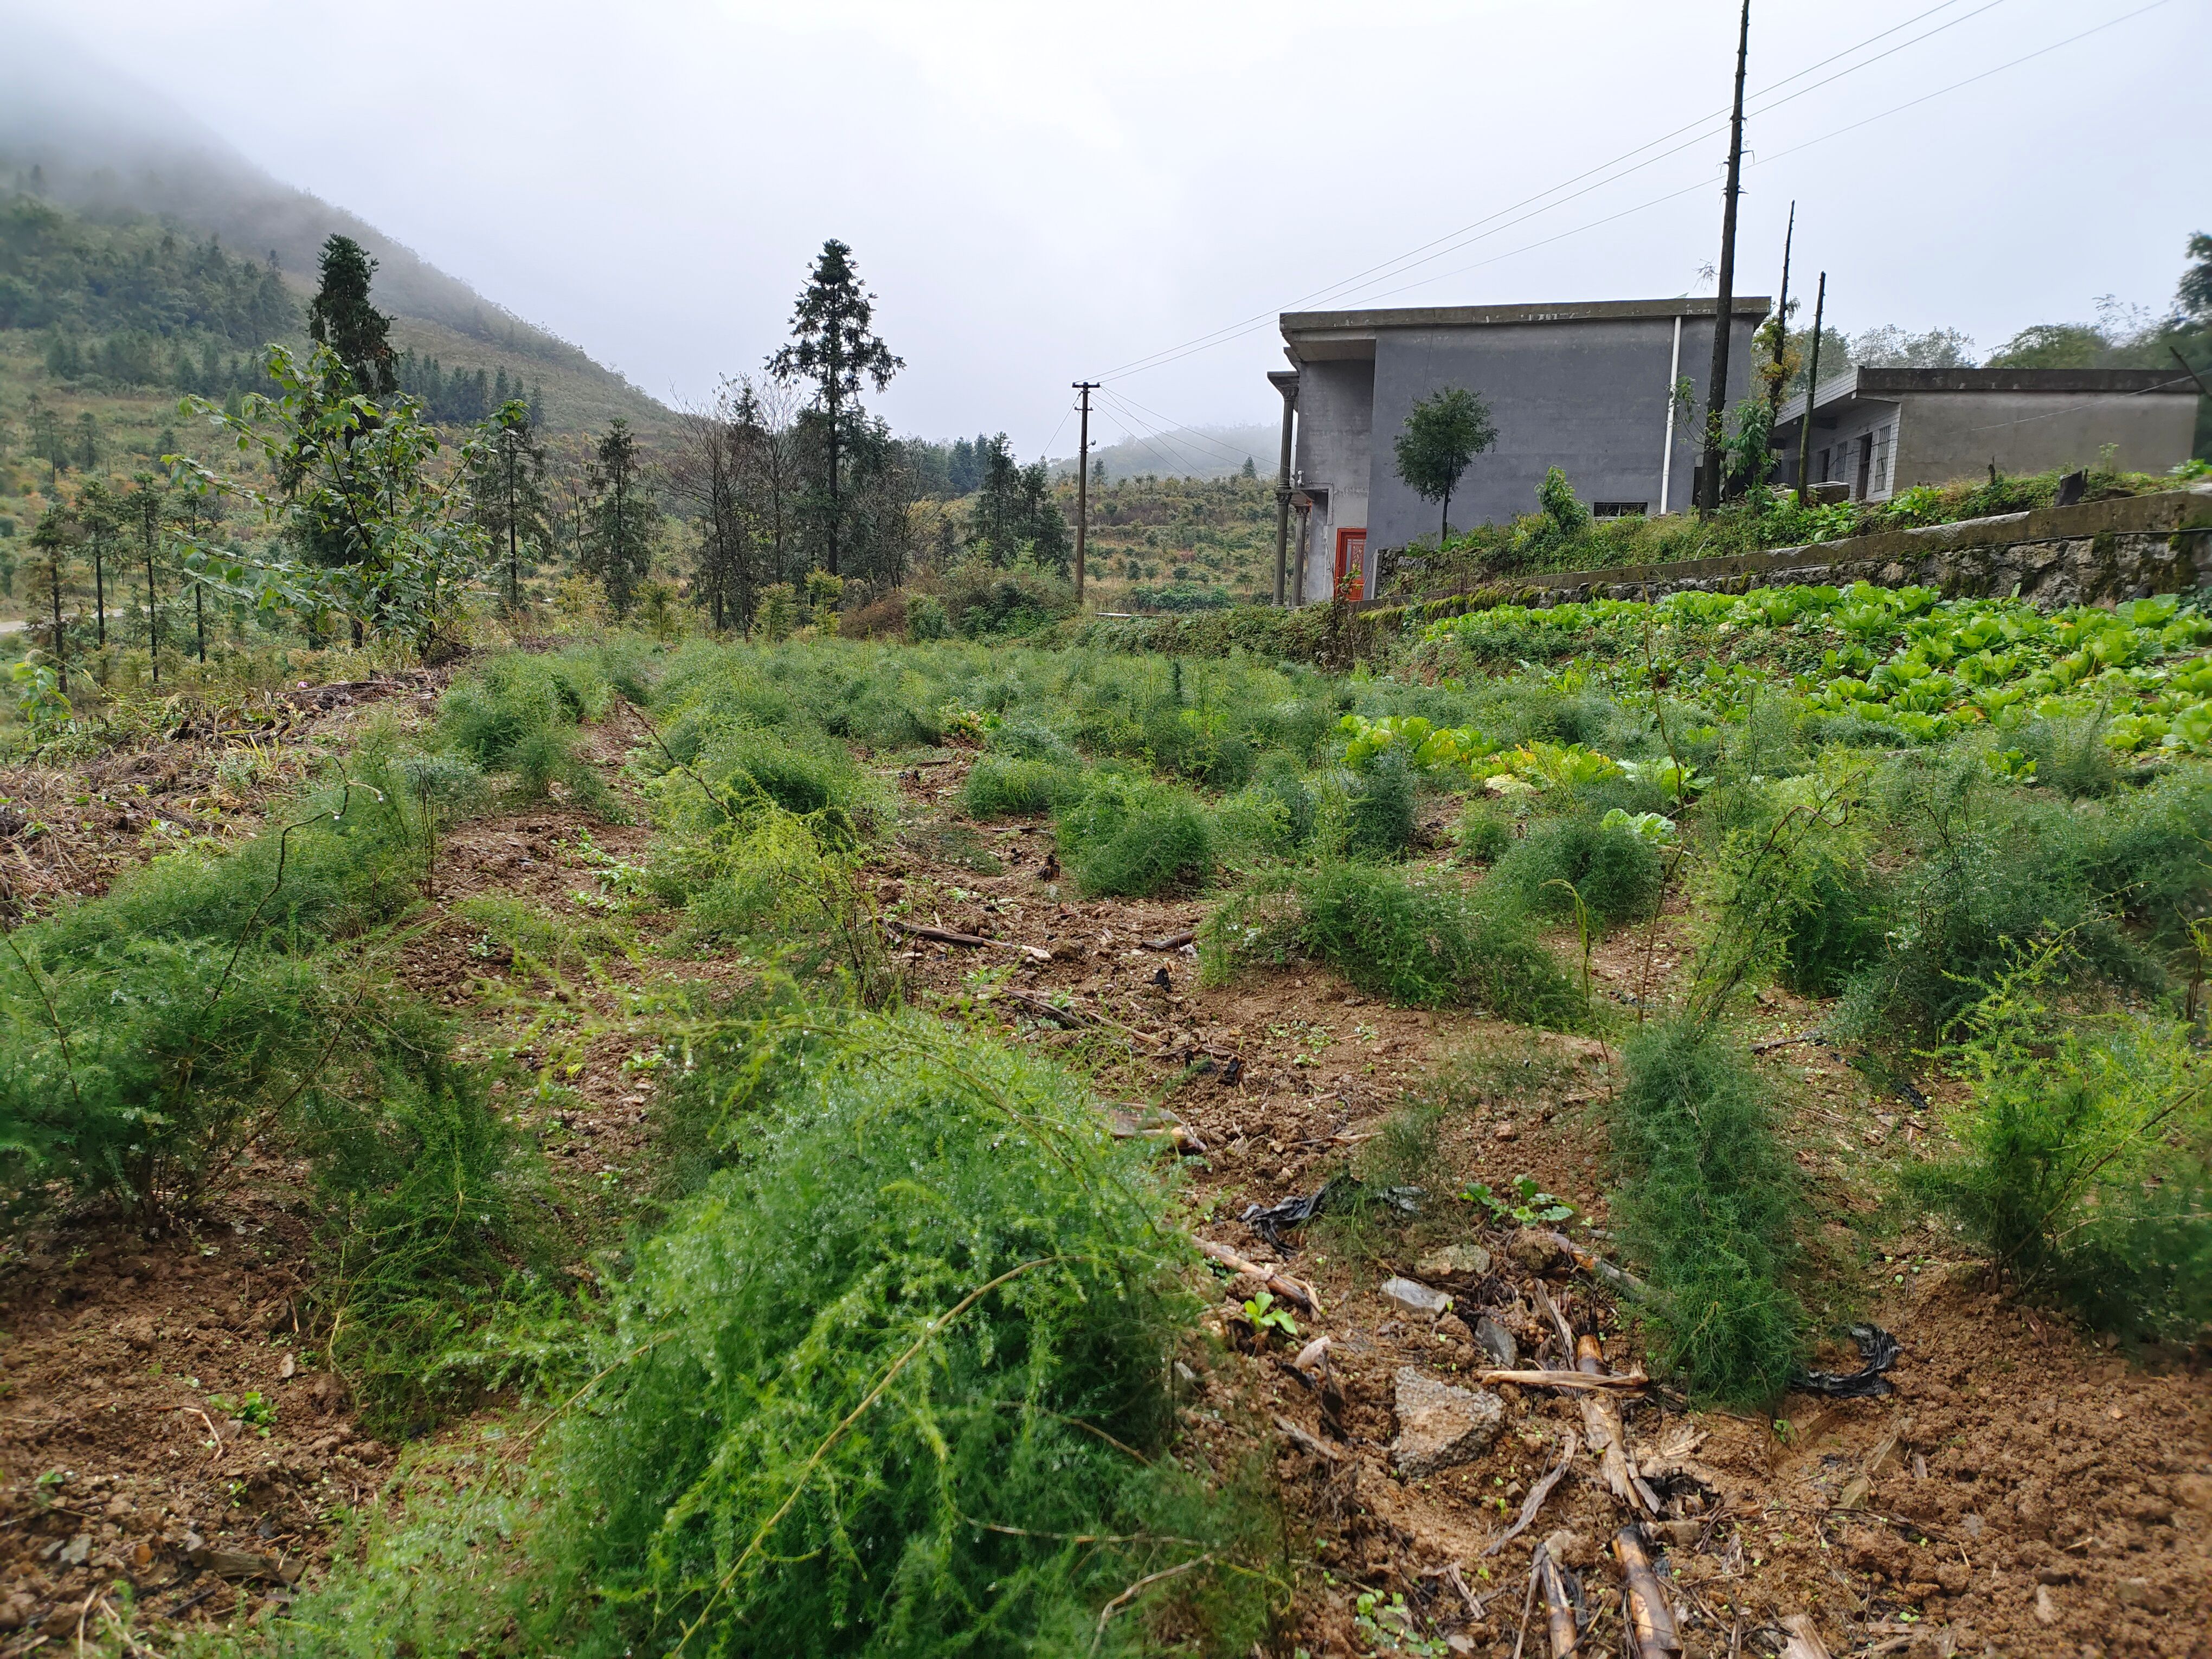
(1072, 381), (1097, 601)
(1698, 0), (1752, 513)
(1767, 201), (1795, 421)
(1269, 370), (1298, 605)
(1795, 271), (1827, 506)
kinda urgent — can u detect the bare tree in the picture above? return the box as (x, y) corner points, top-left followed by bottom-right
(669, 379), (754, 633)
(736, 377), (802, 589)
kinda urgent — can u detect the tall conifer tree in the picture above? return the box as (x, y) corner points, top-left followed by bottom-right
(768, 240), (902, 577)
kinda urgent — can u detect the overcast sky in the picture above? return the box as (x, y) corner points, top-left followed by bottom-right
(23, 0), (2212, 454)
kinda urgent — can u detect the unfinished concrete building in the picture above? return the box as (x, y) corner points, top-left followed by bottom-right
(1770, 367), (2202, 504)
(1268, 295), (1769, 602)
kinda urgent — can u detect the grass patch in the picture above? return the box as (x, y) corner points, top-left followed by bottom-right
(962, 754), (1082, 819)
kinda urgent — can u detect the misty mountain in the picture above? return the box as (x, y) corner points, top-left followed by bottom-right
(1051, 422), (1279, 483)
(0, 10), (668, 435)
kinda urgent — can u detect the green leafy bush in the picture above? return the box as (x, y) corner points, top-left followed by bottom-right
(285, 1016), (1271, 1658)
(439, 652), (617, 816)
(1491, 814), (1661, 926)
(1907, 957), (2211, 1342)
(1452, 801), (1514, 864)
(1609, 1022), (1804, 1405)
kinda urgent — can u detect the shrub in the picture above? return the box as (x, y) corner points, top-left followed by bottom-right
(1907, 956), (2211, 1343)
(1343, 748), (1417, 859)
(1453, 801), (1513, 864)
(1204, 864), (1580, 1023)
(285, 1016), (1272, 1658)
(438, 652), (618, 817)
(674, 724), (885, 846)
(1058, 775), (1217, 897)
(963, 755), (1080, 819)
(1609, 1022), (1804, 1405)
(905, 591), (951, 640)
(1491, 815), (1662, 927)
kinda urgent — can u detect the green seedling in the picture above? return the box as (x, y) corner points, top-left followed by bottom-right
(1353, 1590), (1448, 1657)
(1240, 1290), (1298, 1341)
(1461, 1174), (1574, 1225)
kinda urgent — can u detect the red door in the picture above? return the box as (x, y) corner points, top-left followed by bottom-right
(1335, 529), (1367, 600)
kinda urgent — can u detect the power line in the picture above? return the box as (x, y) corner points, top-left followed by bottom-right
(1107, 0), (2171, 384)
(1099, 0), (2011, 381)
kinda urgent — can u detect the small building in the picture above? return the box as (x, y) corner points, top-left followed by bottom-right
(1271, 295), (1769, 601)
(1770, 367), (2202, 504)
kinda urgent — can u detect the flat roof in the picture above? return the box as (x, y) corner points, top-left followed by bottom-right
(1281, 296), (1770, 363)
(1777, 365), (2202, 427)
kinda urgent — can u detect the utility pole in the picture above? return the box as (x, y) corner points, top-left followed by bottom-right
(1698, 0), (1752, 513)
(1072, 381), (1097, 601)
(1766, 201), (1795, 421)
(1795, 271), (1827, 506)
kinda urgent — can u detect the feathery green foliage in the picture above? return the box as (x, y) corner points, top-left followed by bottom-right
(1491, 814), (1662, 927)
(283, 1014), (1274, 1659)
(1907, 955), (2211, 1342)
(1609, 1023), (1804, 1404)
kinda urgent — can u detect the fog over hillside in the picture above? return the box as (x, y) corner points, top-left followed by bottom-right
(0, 9), (668, 427)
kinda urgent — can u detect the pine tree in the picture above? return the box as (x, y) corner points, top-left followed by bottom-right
(24, 505), (79, 692)
(77, 480), (119, 651)
(306, 235), (397, 394)
(768, 240), (902, 576)
(76, 411), (99, 472)
(581, 418), (653, 616)
(125, 476), (171, 683)
(466, 401), (553, 614)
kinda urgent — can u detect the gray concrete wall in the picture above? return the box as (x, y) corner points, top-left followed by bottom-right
(1777, 398), (1902, 502)
(1291, 358), (1375, 602)
(1893, 390), (2198, 487)
(1363, 311), (1763, 549)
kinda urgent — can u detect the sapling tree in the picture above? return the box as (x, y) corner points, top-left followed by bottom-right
(170, 343), (489, 651)
(1393, 386), (1497, 546)
(464, 400), (552, 615)
(581, 417), (653, 617)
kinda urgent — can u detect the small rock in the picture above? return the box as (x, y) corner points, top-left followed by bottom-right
(2174, 1472), (2212, 1513)
(2033, 1584), (2059, 1626)
(1507, 1227), (1570, 1275)
(1380, 1276), (1454, 1318)
(1415, 1242), (1493, 1279)
(1492, 1120), (1519, 1142)
(1541, 1527), (1591, 1568)
(1446, 1636), (1478, 1655)
(59, 1533), (92, 1566)
(2114, 1577), (2169, 1612)
(1659, 1519), (1703, 1549)
(1472, 1315), (1519, 1369)
(1389, 1367), (1504, 1477)
(1959, 1512), (1983, 1540)
(1436, 1313), (1474, 1346)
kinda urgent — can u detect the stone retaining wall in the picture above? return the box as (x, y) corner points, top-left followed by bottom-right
(1431, 485), (2212, 612)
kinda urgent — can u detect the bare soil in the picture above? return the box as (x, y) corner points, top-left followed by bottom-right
(2, 709), (2205, 1658)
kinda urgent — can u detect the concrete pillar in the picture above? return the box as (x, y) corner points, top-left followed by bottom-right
(1269, 370), (1298, 607)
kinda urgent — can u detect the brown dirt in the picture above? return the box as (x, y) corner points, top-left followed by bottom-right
(2, 710), (2205, 1658)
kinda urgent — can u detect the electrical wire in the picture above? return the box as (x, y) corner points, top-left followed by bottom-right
(1098, 0), (2012, 380)
(1103, 0), (2172, 384)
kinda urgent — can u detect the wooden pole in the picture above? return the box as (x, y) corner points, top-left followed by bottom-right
(1767, 200), (1795, 420)
(1072, 381), (1097, 601)
(1698, 0), (1752, 512)
(1795, 272), (1827, 506)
